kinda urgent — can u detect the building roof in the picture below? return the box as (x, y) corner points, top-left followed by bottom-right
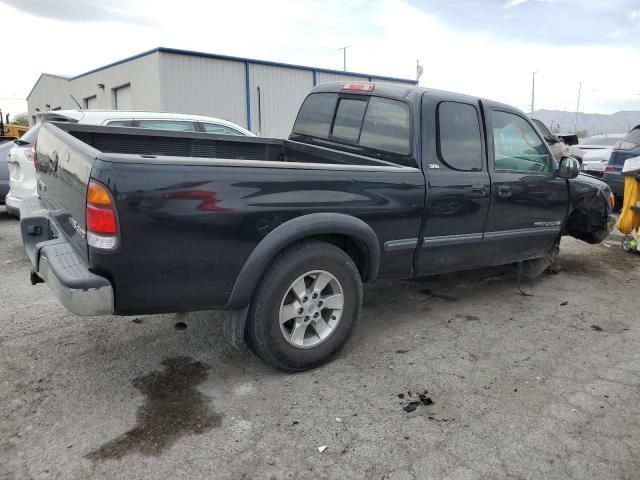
(34, 47), (417, 86)
(26, 73), (71, 99)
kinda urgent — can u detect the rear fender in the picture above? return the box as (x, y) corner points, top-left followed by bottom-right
(225, 213), (380, 310)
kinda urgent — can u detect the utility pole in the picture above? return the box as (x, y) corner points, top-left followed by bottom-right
(339, 46), (350, 71)
(530, 72), (537, 115)
(574, 80), (582, 134)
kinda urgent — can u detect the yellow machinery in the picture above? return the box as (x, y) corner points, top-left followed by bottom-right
(3, 124), (28, 138)
(617, 156), (640, 252)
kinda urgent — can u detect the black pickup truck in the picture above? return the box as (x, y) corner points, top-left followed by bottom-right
(20, 82), (615, 371)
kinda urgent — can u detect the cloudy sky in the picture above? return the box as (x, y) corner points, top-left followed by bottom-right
(0, 0), (639, 118)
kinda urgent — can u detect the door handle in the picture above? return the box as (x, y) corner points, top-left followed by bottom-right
(497, 185), (512, 198)
(471, 185), (487, 197)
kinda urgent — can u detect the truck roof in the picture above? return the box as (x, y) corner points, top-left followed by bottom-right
(312, 82), (520, 113)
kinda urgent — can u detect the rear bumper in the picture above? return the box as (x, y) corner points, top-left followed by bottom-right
(5, 192), (20, 217)
(20, 196), (114, 316)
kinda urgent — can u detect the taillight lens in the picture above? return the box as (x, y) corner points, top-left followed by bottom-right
(613, 141), (637, 151)
(341, 82), (375, 92)
(86, 180), (118, 250)
(86, 204), (117, 234)
(604, 165), (617, 173)
(24, 143), (36, 166)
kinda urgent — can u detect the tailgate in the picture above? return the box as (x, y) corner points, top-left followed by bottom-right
(34, 123), (101, 260)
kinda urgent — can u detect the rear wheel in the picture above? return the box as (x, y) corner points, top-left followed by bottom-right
(245, 240), (363, 371)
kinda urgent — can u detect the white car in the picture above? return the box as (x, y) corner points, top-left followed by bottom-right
(5, 110), (254, 218)
(579, 133), (626, 176)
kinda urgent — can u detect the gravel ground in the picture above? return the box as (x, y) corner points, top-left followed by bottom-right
(1, 204), (639, 480)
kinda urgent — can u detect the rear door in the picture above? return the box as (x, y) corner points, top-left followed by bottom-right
(482, 105), (568, 263)
(416, 94), (492, 274)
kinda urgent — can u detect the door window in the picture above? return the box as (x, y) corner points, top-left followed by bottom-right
(137, 120), (198, 132)
(437, 102), (483, 171)
(105, 120), (133, 127)
(202, 123), (243, 136)
(491, 111), (551, 172)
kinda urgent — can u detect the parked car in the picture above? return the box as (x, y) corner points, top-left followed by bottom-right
(0, 141), (12, 205)
(5, 110), (253, 218)
(603, 125), (640, 210)
(5, 127), (39, 217)
(579, 133), (626, 177)
(531, 118), (584, 164)
(21, 83), (615, 371)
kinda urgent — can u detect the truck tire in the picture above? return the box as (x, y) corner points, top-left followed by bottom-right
(245, 240), (363, 371)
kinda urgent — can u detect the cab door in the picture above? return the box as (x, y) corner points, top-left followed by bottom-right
(416, 95), (492, 275)
(482, 106), (569, 264)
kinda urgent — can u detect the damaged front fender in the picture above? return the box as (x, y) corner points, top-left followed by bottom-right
(564, 173), (615, 244)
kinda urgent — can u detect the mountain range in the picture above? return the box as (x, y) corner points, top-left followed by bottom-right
(531, 109), (640, 136)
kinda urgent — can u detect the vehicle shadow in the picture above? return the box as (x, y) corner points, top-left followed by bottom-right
(0, 207), (17, 221)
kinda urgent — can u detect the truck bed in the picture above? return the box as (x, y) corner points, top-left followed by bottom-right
(30, 122), (424, 315)
(55, 122), (402, 168)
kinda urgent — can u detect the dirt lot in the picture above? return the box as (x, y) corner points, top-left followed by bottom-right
(1, 205), (639, 480)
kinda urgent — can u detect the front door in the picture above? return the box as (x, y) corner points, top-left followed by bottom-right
(416, 96), (492, 275)
(483, 106), (569, 264)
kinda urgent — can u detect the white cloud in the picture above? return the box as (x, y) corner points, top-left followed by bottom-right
(0, 0), (638, 120)
(504, 0), (528, 8)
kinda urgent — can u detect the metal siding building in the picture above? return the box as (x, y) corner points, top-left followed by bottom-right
(27, 47), (417, 138)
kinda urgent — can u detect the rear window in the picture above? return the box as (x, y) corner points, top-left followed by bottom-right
(293, 93), (338, 138)
(331, 99), (367, 141)
(359, 97), (410, 155)
(293, 92), (412, 158)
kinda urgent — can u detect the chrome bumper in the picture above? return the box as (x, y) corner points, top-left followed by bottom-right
(20, 196), (114, 316)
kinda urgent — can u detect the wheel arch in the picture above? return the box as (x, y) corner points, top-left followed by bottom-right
(225, 213), (380, 310)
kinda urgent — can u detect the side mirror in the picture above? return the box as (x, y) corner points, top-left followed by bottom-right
(546, 135), (560, 145)
(557, 156), (580, 179)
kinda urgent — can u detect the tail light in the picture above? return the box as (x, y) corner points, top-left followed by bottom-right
(24, 143), (36, 168)
(341, 82), (375, 92)
(86, 180), (118, 250)
(613, 141), (637, 151)
(604, 165), (618, 173)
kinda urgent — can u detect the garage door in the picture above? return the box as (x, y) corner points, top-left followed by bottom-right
(84, 96), (97, 109)
(113, 84), (131, 110)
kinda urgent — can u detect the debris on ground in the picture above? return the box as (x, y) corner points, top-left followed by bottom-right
(395, 349), (410, 354)
(132, 318), (142, 324)
(174, 322), (187, 330)
(335, 418), (342, 423)
(591, 325), (604, 332)
(403, 401), (420, 413)
(400, 389), (434, 413)
(560, 301), (568, 306)
(318, 446), (327, 453)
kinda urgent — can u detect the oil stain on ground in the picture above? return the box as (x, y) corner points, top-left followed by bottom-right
(86, 357), (222, 461)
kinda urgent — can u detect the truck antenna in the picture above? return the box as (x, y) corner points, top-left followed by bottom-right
(70, 94), (82, 110)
